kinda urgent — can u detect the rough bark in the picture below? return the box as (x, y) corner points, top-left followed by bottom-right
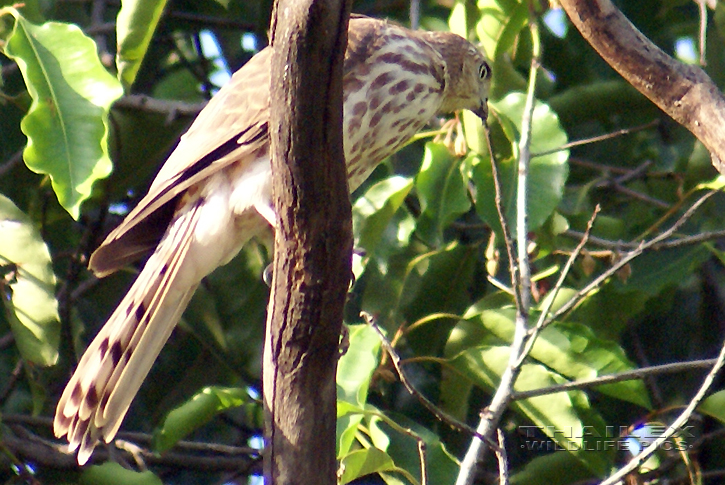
(559, 0), (725, 174)
(264, 1), (352, 484)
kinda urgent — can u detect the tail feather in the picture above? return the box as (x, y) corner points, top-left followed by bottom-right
(54, 199), (204, 465)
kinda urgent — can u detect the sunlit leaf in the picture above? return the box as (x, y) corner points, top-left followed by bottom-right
(353, 176), (414, 254)
(1, 8), (123, 219)
(415, 142), (471, 246)
(153, 386), (250, 452)
(339, 448), (398, 485)
(472, 93), (569, 235)
(698, 390), (725, 424)
(337, 324), (382, 456)
(80, 462), (163, 485)
(457, 298), (650, 408)
(116, 0), (168, 89)
(477, 0), (529, 58)
(450, 346), (611, 474)
(0, 194), (59, 366)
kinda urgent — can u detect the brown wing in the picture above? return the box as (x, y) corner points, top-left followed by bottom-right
(91, 16), (389, 277)
(90, 49), (272, 276)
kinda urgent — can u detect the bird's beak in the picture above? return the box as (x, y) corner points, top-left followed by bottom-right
(472, 104), (488, 122)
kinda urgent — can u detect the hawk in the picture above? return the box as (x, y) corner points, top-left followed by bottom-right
(54, 15), (491, 464)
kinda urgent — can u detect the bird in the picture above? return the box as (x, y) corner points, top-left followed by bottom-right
(54, 15), (491, 465)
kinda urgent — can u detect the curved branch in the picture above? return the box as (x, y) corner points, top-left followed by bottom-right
(558, 0), (725, 173)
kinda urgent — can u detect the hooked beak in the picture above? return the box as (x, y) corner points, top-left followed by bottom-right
(472, 103), (488, 122)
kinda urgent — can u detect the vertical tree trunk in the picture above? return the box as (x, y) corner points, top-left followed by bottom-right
(265, 1), (352, 483)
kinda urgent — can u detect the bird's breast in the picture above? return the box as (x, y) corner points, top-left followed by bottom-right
(342, 39), (445, 192)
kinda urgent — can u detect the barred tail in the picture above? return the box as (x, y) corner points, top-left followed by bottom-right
(54, 201), (204, 465)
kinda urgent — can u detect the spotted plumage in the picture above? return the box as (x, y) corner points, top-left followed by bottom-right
(54, 15), (491, 464)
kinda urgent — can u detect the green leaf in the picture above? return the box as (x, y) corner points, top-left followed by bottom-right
(451, 346), (584, 447)
(80, 462), (163, 485)
(153, 386), (249, 452)
(353, 175), (414, 254)
(510, 451), (595, 485)
(450, 346), (611, 474)
(617, 245), (709, 297)
(1, 9), (123, 219)
(698, 390), (725, 424)
(116, 0), (168, 89)
(337, 324), (382, 456)
(339, 448), (398, 485)
(449, 0), (481, 38)
(460, 300), (650, 408)
(476, 0), (529, 59)
(472, 93), (569, 235)
(379, 414), (460, 485)
(414, 142), (471, 246)
(0, 194), (59, 366)
(337, 324), (381, 407)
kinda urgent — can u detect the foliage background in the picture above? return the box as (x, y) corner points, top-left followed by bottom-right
(2, 0), (725, 484)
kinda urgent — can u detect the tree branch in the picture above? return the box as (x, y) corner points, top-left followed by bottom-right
(510, 358), (718, 400)
(264, 1), (352, 483)
(558, 0), (725, 174)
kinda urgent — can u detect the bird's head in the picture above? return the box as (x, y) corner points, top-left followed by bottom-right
(423, 32), (491, 122)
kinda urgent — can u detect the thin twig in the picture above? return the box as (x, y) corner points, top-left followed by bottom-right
(418, 439), (428, 485)
(533, 120), (659, 157)
(495, 429), (508, 485)
(510, 358), (717, 400)
(0, 149), (23, 178)
(698, 0), (707, 66)
(362, 312), (499, 451)
(0, 359), (22, 405)
(545, 190), (718, 326)
(483, 125), (519, 306)
(166, 10), (257, 31)
(3, 428), (261, 472)
(409, 0), (420, 30)
(90, 0), (108, 54)
(516, 205), (600, 368)
(455, 20), (541, 485)
(487, 275), (514, 295)
(600, 333), (725, 484)
(563, 228), (725, 251)
(0, 331), (14, 350)
(607, 182), (670, 209)
(112, 94), (207, 120)
(3, 414), (260, 456)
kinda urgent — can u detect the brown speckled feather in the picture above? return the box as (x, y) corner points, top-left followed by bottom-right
(55, 15), (491, 464)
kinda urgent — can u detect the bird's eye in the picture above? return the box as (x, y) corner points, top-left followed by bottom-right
(478, 62), (491, 79)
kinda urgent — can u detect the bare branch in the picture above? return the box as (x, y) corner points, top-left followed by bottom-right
(455, 20), (541, 485)
(518, 205), (601, 368)
(546, 190), (718, 326)
(363, 312), (496, 450)
(112, 94), (207, 122)
(510, 358), (717, 401)
(558, 0), (725, 174)
(563, 228), (725, 251)
(600, 333), (725, 484)
(533, 120), (659, 157)
(495, 429), (508, 485)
